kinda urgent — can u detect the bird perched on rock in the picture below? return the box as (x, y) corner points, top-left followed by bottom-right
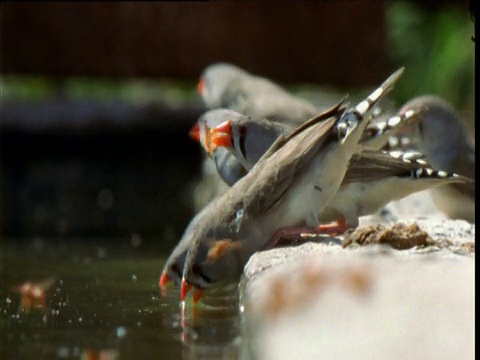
(197, 110), (468, 234)
(160, 145), (469, 293)
(397, 95), (475, 223)
(180, 68), (404, 302)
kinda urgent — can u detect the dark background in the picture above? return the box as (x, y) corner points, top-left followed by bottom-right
(0, 1), (474, 251)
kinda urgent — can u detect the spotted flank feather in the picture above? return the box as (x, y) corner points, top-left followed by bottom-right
(385, 135), (414, 150)
(360, 106), (425, 150)
(411, 167), (462, 181)
(342, 148), (470, 185)
(388, 149), (427, 165)
(389, 150), (468, 182)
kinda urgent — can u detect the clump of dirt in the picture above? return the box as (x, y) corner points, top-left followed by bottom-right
(434, 239), (475, 253)
(459, 242), (475, 253)
(342, 222), (435, 250)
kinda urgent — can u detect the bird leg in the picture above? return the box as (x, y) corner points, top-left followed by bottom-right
(266, 219), (354, 249)
(265, 226), (320, 249)
(302, 219), (354, 237)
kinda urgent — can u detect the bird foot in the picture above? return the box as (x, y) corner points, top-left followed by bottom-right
(301, 221), (353, 237)
(266, 221), (353, 250)
(266, 225), (327, 249)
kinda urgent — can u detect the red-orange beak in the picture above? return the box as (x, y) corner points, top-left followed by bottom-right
(180, 279), (205, 303)
(180, 279), (192, 301)
(159, 272), (172, 288)
(208, 120), (233, 152)
(197, 79), (205, 95)
(189, 123), (201, 142)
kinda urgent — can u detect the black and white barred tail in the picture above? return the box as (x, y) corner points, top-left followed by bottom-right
(389, 149), (471, 183)
(336, 67), (405, 141)
(410, 167), (467, 182)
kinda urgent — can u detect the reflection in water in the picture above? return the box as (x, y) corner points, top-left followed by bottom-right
(81, 348), (119, 360)
(0, 240), (243, 360)
(11, 277), (56, 315)
(179, 285), (242, 359)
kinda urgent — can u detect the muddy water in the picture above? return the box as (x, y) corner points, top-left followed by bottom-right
(0, 240), (242, 359)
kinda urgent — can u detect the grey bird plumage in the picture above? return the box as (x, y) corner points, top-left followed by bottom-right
(198, 62), (422, 149)
(194, 104), (424, 188)
(192, 63), (421, 212)
(398, 95), (475, 223)
(198, 62), (318, 125)
(180, 68), (404, 296)
(198, 110), (468, 230)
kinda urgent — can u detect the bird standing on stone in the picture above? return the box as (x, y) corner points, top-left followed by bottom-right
(180, 68), (404, 302)
(196, 109), (468, 234)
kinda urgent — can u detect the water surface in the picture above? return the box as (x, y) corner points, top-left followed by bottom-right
(0, 239), (241, 359)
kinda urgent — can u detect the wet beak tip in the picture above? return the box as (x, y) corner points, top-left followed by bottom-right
(159, 272), (171, 288)
(180, 279), (192, 301)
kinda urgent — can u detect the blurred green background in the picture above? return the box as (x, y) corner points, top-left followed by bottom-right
(386, 1), (474, 111)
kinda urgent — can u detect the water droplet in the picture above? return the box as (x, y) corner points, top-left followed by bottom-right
(56, 347), (69, 358)
(116, 326), (127, 338)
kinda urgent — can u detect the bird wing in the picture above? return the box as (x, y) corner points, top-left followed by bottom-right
(341, 149), (430, 184)
(239, 102), (345, 216)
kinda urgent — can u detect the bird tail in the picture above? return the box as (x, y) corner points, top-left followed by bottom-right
(336, 67), (406, 147)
